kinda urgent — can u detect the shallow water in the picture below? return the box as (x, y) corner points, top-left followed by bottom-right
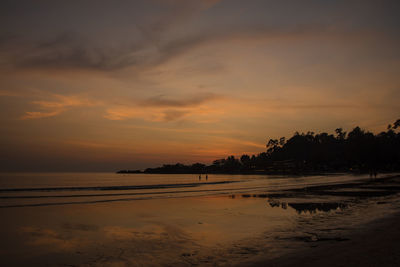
(0, 173), (399, 266)
(0, 172), (374, 208)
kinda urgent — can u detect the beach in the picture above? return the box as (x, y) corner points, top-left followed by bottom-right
(1, 173), (400, 266)
(2, 1), (400, 266)
(241, 174), (400, 267)
(243, 211), (400, 267)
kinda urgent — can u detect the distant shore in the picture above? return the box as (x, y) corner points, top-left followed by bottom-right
(117, 119), (400, 177)
(116, 170), (359, 178)
(116, 169), (388, 176)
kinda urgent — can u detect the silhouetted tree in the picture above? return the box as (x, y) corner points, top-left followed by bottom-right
(139, 118), (400, 174)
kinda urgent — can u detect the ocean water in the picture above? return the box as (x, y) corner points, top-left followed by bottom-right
(0, 172), (374, 208)
(1, 173), (400, 266)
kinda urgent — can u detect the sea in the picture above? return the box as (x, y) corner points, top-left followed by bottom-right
(0, 172), (379, 208)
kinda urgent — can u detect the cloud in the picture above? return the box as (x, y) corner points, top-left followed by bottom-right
(162, 109), (188, 121)
(104, 93), (224, 122)
(0, 32), (147, 71)
(16, 91), (223, 121)
(1, 0), (398, 75)
(135, 0), (221, 44)
(104, 106), (191, 122)
(0, 89), (28, 97)
(0, 21), (384, 73)
(0, 0), (223, 72)
(140, 92), (222, 107)
(21, 94), (100, 119)
(22, 110), (64, 120)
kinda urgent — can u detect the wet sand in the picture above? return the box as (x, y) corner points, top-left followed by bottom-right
(242, 175), (400, 267)
(243, 211), (400, 267)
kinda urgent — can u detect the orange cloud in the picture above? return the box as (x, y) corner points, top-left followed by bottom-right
(22, 110), (64, 119)
(104, 93), (225, 122)
(104, 106), (191, 122)
(21, 94), (100, 119)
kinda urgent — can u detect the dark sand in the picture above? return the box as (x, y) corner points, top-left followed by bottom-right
(241, 176), (400, 267)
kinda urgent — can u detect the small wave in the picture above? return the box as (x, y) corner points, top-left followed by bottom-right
(0, 188), (264, 209)
(0, 180), (237, 193)
(0, 183), (279, 201)
(0, 197), (155, 208)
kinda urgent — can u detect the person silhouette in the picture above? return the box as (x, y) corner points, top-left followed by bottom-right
(206, 174), (208, 181)
(199, 174), (201, 181)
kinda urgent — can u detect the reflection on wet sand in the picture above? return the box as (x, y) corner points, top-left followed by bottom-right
(239, 194), (348, 214)
(16, 218), (202, 266)
(1, 195), (294, 266)
(268, 200), (347, 214)
(21, 226), (83, 251)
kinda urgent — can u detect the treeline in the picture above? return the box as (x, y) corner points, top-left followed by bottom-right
(120, 119), (400, 174)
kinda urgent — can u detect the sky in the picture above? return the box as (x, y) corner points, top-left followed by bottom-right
(1, 0), (400, 172)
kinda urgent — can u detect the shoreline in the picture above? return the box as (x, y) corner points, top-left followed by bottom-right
(116, 170), (398, 177)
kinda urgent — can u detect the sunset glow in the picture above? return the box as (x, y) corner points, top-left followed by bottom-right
(1, 0), (399, 171)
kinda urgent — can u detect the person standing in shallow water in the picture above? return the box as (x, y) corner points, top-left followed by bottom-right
(206, 174), (208, 181)
(199, 174), (201, 181)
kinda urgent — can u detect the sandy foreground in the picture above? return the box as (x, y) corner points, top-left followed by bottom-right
(241, 205), (400, 267)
